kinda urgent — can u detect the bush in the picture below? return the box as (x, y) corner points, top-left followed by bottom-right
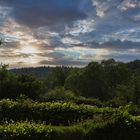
(1, 114), (140, 140)
(0, 121), (52, 140)
(43, 87), (76, 102)
(0, 99), (114, 125)
(76, 96), (104, 107)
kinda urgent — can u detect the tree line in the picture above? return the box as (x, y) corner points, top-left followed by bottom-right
(1, 59), (140, 106)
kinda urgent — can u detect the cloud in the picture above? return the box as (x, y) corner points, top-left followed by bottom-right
(1, 0), (87, 29)
(102, 53), (140, 62)
(39, 59), (87, 66)
(1, 0), (140, 67)
(89, 40), (140, 50)
(118, 0), (140, 11)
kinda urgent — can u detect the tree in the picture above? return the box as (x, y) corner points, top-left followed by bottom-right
(45, 67), (71, 90)
(132, 75), (140, 105)
(0, 64), (18, 99)
(102, 59), (132, 88)
(0, 64), (45, 99)
(17, 74), (45, 99)
(65, 62), (108, 100)
(65, 69), (84, 96)
(112, 84), (134, 106)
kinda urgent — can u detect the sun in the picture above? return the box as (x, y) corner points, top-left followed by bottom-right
(19, 46), (38, 54)
(14, 45), (41, 65)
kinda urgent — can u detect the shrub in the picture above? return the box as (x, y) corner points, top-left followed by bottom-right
(43, 87), (76, 102)
(0, 99), (116, 125)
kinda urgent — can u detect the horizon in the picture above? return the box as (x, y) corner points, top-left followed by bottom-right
(1, 0), (140, 68)
(8, 58), (140, 70)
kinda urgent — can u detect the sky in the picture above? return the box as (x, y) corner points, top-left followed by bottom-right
(0, 0), (140, 68)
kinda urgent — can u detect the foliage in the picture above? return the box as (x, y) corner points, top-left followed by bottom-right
(76, 96), (104, 107)
(0, 99), (114, 125)
(17, 74), (45, 99)
(1, 111), (140, 140)
(2, 59), (140, 104)
(0, 65), (45, 99)
(43, 87), (76, 102)
(44, 67), (72, 90)
(65, 62), (108, 100)
(0, 121), (52, 139)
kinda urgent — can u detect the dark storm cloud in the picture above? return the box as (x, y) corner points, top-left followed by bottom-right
(102, 53), (140, 62)
(101, 40), (140, 50)
(91, 40), (140, 50)
(40, 59), (87, 66)
(71, 40), (140, 51)
(1, 0), (87, 29)
(39, 51), (88, 66)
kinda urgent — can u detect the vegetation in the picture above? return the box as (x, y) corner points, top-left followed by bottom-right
(1, 105), (140, 140)
(9, 59), (140, 105)
(0, 99), (116, 125)
(0, 64), (45, 99)
(1, 59), (140, 139)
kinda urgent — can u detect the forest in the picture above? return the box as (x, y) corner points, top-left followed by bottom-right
(1, 59), (140, 139)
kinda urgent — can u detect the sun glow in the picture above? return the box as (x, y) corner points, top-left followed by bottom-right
(11, 45), (43, 67)
(19, 46), (38, 54)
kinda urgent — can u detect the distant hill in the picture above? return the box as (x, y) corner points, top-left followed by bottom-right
(10, 66), (74, 80)
(10, 67), (51, 79)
